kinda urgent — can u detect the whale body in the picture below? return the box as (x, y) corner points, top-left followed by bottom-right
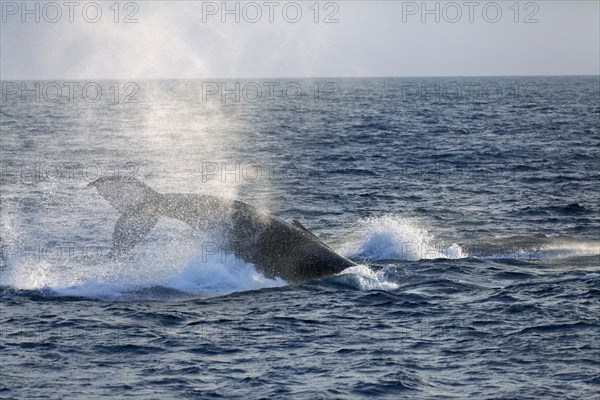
(88, 176), (356, 283)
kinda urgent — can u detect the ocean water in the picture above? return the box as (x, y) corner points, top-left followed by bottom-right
(0, 77), (599, 399)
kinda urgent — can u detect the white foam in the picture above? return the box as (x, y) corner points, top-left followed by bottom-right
(334, 264), (400, 291)
(339, 215), (466, 261)
(163, 254), (287, 296)
(1, 214), (469, 298)
(486, 242), (600, 260)
(1, 231), (286, 299)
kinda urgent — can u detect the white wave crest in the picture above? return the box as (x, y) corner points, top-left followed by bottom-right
(339, 215), (466, 261)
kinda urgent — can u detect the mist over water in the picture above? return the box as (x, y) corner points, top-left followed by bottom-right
(1, 77), (599, 398)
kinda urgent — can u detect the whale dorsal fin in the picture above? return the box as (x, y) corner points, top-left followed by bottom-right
(291, 219), (309, 231)
(291, 219), (332, 249)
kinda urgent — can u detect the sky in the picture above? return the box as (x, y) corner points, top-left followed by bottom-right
(0, 1), (599, 79)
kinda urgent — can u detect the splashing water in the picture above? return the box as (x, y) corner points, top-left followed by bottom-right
(340, 215), (466, 261)
(0, 223), (286, 299)
(1, 214), (467, 298)
(334, 264), (400, 291)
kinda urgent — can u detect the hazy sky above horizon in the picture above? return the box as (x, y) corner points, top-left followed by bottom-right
(1, 1), (598, 79)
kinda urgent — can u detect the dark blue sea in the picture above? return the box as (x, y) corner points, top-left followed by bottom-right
(1, 77), (599, 399)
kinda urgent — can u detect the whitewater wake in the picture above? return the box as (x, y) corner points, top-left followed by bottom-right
(3, 213), (596, 299)
(2, 214), (450, 298)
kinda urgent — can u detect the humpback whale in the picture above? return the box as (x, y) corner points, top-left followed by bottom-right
(88, 176), (356, 283)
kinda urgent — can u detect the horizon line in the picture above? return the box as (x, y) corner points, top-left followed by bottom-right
(1, 73), (599, 81)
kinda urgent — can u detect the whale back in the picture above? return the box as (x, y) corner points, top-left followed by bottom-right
(228, 201), (355, 283)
